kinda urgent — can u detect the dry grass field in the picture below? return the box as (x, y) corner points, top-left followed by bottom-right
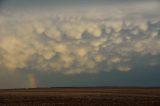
(0, 87), (160, 106)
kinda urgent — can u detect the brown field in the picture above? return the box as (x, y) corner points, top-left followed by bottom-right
(0, 87), (160, 106)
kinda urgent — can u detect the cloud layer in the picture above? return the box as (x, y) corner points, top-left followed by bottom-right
(0, 1), (160, 75)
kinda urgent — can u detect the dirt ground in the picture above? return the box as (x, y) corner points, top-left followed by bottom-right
(0, 87), (160, 106)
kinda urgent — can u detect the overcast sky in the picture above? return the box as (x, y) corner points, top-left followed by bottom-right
(0, 0), (160, 89)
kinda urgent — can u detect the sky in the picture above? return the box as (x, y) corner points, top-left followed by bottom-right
(0, 0), (160, 89)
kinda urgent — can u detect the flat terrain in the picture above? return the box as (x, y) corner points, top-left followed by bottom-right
(0, 87), (160, 106)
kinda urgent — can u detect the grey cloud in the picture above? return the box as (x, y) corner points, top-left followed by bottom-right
(0, 4), (160, 74)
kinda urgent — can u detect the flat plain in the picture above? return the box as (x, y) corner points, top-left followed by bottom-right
(0, 87), (160, 106)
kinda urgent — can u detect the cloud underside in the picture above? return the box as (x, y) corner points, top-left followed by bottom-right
(0, 3), (160, 74)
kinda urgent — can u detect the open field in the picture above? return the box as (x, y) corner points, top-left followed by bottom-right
(0, 87), (160, 106)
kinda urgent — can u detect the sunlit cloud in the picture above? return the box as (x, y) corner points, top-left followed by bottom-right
(0, 0), (160, 75)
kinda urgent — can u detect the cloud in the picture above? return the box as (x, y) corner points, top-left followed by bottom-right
(54, 43), (68, 54)
(94, 55), (105, 62)
(110, 56), (121, 63)
(0, 3), (160, 75)
(117, 65), (131, 72)
(45, 26), (61, 40)
(91, 38), (107, 47)
(62, 23), (85, 39)
(76, 48), (87, 57)
(106, 20), (123, 33)
(33, 21), (45, 34)
(0, 36), (33, 71)
(86, 23), (102, 37)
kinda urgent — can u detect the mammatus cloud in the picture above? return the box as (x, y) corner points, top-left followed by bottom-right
(0, 1), (160, 75)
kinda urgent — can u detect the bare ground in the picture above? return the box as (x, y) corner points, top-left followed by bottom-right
(0, 87), (160, 106)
